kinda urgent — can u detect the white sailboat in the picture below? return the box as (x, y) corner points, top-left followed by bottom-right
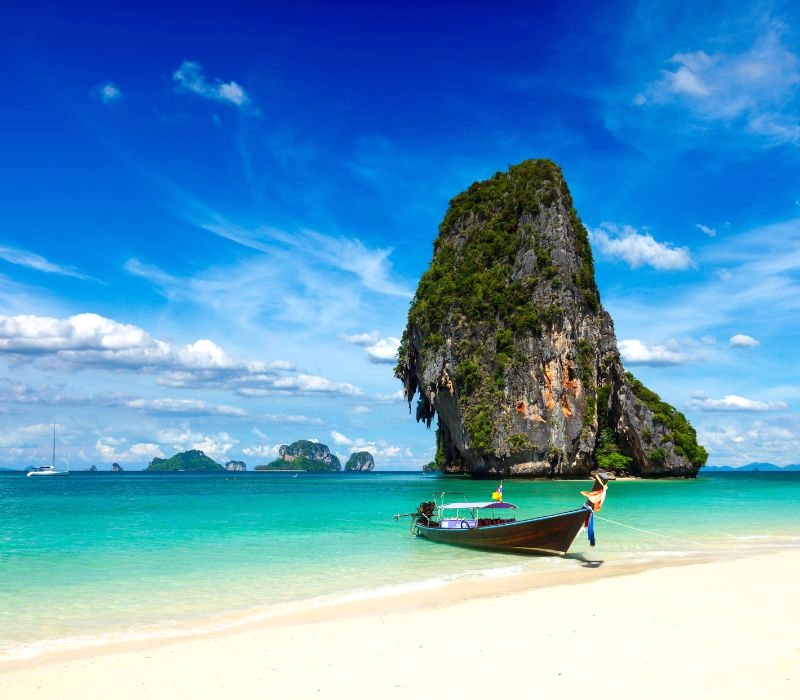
(27, 425), (68, 477)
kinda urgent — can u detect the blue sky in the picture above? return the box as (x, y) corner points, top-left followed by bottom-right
(1, 0), (799, 469)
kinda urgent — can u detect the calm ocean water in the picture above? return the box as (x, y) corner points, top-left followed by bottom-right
(1, 470), (798, 660)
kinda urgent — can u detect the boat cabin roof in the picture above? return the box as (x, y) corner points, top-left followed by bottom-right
(440, 501), (517, 510)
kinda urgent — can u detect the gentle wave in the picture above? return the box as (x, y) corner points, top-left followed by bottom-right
(0, 564), (525, 662)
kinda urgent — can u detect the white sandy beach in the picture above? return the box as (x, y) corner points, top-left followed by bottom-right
(2, 549), (798, 699)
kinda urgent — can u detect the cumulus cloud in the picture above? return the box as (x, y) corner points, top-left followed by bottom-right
(341, 331), (400, 364)
(699, 416), (800, 466)
(351, 405), (370, 415)
(96, 82), (122, 104)
(95, 437), (164, 463)
(242, 443), (282, 459)
(173, 61), (251, 109)
(590, 224), (694, 270)
(330, 430), (351, 445)
(0, 245), (89, 279)
(689, 392), (787, 412)
(329, 430), (412, 462)
(365, 337), (400, 364)
(729, 334), (760, 348)
(0, 312), (358, 398)
(619, 338), (697, 365)
(156, 426), (237, 461)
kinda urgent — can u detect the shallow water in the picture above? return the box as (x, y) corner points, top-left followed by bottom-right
(1, 470), (797, 660)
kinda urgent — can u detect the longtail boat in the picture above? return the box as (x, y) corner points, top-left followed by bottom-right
(395, 471), (614, 555)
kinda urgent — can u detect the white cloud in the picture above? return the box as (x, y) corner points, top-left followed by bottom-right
(0, 312), (359, 398)
(695, 223), (716, 237)
(351, 405), (370, 415)
(690, 393), (788, 412)
(699, 416), (800, 466)
(173, 61), (251, 109)
(729, 333), (760, 348)
(619, 338), (696, 366)
(126, 398), (247, 417)
(95, 438), (164, 463)
(242, 443), (282, 459)
(0, 245), (89, 279)
(637, 30), (800, 144)
(260, 414), (324, 425)
(156, 426), (237, 461)
(341, 331), (400, 364)
(330, 430), (351, 446)
(270, 373), (362, 396)
(96, 82), (122, 104)
(590, 224), (694, 270)
(365, 336), (400, 364)
(340, 331), (381, 346)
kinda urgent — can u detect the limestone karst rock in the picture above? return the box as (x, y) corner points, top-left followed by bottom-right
(344, 451), (375, 471)
(395, 160), (707, 478)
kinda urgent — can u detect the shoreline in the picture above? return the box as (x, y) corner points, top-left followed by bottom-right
(2, 542), (798, 676)
(2, 547), (798, 698)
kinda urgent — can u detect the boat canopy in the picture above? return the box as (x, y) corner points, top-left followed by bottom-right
(440, 501), (517, 510)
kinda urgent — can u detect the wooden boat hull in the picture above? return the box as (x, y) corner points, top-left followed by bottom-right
(415, 507), (588, 555)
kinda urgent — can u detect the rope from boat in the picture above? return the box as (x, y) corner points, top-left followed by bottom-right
(593, 514), (704, 546)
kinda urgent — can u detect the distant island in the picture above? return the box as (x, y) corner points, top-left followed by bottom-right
(701, 463), (800, 472)
(225, 460), (246, 472)
(344, 451), (375, 472)
(252, 440), (376, 472)
(255, 440), (342, 472)
(146, 450), (224, 472)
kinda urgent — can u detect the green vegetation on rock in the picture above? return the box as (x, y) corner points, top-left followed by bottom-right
(254, 439), (342, 472)
(344, 451), (375, 471)
(626, 372), (708, 468)
(396, 160), (601, 455)
(146, 450), (223, 472)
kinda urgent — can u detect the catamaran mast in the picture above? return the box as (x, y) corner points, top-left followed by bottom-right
(52, 423), (56, 467)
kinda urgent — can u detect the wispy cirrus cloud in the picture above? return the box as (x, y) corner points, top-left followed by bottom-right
(173, 61), (253, 110)
(632, 27), (800, 145)
(0, 245), (90, 279)
(690, 392), (788, 412)
(125, 398), (248, 417)
(590, 224), (694, 270)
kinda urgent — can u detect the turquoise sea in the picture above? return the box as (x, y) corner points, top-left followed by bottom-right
(1, 470), (799, 661)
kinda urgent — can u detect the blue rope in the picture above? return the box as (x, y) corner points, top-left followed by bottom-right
(582, 504), (595, 546)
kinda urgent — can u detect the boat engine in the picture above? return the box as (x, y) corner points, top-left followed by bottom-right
(416, 501), (435, 523)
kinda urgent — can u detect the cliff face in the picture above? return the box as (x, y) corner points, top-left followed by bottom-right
(395, 160), (706, 479)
